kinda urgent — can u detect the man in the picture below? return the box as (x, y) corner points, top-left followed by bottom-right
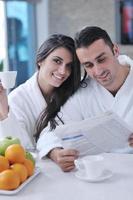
(37, 26), (133, 172)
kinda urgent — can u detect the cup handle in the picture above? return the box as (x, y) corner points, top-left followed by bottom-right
(74, 159), (84, 170)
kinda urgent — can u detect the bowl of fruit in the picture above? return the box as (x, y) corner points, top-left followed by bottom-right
(0, 136), (41, 195)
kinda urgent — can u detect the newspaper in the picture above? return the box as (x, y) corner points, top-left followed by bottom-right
(54, 112), (133, 156)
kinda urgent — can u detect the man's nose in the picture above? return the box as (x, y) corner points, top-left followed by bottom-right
(93, 64), (103, 76)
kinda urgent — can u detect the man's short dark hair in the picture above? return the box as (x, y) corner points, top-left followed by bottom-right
(75, 26), (114, 50)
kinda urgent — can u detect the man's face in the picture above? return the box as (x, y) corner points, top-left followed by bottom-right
(76, 39), (120, 90)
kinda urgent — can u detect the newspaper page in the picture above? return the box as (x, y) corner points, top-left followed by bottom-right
(54, 112), (133, 156)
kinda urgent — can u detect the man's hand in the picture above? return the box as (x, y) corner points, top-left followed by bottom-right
(128, 133), (133, 147)
(0, 83), (8, 120)
(48, 148), (79, 172)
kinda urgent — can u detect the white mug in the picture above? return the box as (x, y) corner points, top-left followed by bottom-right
(74, 155), (105, 179)
(0, 71), (17, 89)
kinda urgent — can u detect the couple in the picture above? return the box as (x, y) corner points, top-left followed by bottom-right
(0, 26), (133, 172)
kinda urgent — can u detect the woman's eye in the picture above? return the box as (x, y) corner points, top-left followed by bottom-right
(53, 59), (61, 64)
(66, 63), (72, 68)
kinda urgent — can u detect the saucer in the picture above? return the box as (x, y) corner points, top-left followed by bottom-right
(75, 169), (113, 183)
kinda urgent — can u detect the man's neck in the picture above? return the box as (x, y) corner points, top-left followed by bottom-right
(108, 64), (130, 96)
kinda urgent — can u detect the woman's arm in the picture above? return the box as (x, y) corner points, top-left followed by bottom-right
(0, 84), (9, 120)
(0, 84), (36, 149)
(37, 130), (79, 172)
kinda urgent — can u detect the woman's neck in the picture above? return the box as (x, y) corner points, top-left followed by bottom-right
(37, 72), (54, 97)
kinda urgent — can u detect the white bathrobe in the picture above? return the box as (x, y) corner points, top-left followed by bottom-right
(37, 55), (133, 158)
(0, 55), (133, 156)
(0, 73), (45, 149)
(0, 72), (66, 151)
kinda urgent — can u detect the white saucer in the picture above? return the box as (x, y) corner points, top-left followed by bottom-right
(75, 169), (113, 183)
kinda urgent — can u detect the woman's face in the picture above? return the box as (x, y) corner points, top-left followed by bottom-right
(38, 47), (73, 94)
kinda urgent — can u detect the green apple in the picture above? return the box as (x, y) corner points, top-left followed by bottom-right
(26, 151), (35, 165)
(0, 136), (20, 156)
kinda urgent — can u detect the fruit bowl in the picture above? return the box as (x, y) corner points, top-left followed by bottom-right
(0, 167), (41, 195)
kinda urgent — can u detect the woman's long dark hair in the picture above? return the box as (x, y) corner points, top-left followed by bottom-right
(35, 34), (81, 141)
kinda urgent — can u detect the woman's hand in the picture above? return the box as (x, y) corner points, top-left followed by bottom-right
(0, 83), (9, 120)
(48, 147), (79, 172)
(128, 133), (133, 147)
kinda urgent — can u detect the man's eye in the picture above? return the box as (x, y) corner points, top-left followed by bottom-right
(83, 63), (93, 68)
(97, 58), (106, 63)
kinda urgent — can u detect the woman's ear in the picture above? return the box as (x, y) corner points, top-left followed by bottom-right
(37, 62), (41, 70)
(113, 44), (120, 57)
(38, 62), (41, 67)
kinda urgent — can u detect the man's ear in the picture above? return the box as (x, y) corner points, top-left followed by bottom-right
(113, 44), (120, 57)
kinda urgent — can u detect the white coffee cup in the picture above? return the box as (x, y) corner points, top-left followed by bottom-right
(0, 71), (17, 89)
(74, 155), (105, 179)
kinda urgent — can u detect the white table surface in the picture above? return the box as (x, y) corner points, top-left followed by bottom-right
(1, 153), (133, 200)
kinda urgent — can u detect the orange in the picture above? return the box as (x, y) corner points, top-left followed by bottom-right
(5, 144), (25, 164)
(10, 163), (28, 183)
(0, 169), (20, 190)
(23, 159), (35, 177)
(0, 155), (9, 172)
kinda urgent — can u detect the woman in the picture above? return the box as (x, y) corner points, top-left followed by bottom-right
(0, 34), (81, 151)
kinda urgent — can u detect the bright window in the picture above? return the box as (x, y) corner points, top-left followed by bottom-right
(0, 1), (6, 71)
(5, 0), (37, 86)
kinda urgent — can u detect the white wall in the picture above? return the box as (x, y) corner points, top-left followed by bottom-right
(49, 0), (115, 40)
(36, 0), (49, 48)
